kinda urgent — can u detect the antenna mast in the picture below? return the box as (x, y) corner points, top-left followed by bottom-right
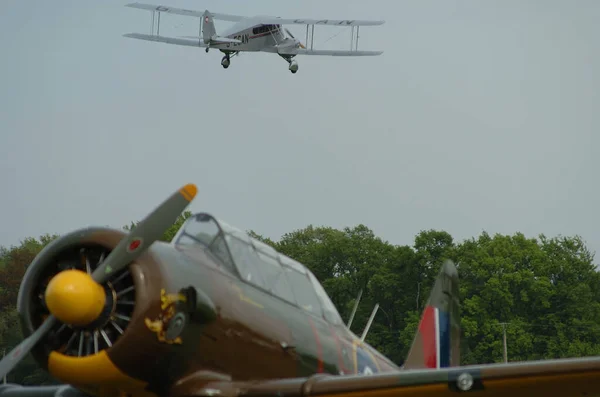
(2, 349), (6, 384)
(360, 303), (380, 342)
(346, 289), (363, 329)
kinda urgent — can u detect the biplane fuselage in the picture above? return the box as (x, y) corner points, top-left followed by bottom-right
(216, 22), (286, 52)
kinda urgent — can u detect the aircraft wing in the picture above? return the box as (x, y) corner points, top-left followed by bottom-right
(257, 17), (384, 27)
(232, 355), (600, 397)
(286, 49), (382, 56)
(125, 2), (244, 22)
(125, 3), (384, 26)
(262, 47), (383, 56)
(123, 33), (207, 48)
(123, 34), (380, 56)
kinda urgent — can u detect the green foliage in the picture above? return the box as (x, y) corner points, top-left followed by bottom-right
(265, 227), (599, 366)
(0, 234), (60, 385)
(0, 216), (598, 384)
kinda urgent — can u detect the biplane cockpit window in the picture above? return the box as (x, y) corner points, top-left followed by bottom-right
(252, 24), (277, 35)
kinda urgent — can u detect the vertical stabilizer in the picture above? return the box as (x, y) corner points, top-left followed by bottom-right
(403, 260), (460, 369)
(202, 10), (216, 44)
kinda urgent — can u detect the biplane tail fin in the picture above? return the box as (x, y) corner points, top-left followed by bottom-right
(402, 260), (460, 370)
(202, 10), (217, 44)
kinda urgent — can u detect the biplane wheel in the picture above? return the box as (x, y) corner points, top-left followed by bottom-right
(221, 56), (230, 69)
(205, 48), (209, 53)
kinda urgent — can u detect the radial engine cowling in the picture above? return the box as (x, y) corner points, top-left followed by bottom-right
(16, 227), (145, 385)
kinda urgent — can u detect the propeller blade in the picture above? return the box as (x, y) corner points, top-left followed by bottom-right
(91, 183), (197, 284)
(0, 315), (57, 381)
(285, 28), (305, 49)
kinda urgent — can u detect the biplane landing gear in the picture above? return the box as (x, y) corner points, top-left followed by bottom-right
(221, 55), (230, 69)
(219, 51), (237, 69)
(279, 54), (298, 74)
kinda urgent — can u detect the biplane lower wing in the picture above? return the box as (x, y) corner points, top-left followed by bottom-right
(124, 33), (242, 47)
(123, 33), (207, 48)
(229, 355), (600, 397)
(123, 34), (382, 57)
(274, 48), (383, 57)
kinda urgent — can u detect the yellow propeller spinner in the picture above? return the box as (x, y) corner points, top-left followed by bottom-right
(45, 269), (106, 326)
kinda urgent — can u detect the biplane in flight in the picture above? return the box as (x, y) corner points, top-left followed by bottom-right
(122, 3), (385, 73)
(1, 184), (600, 397)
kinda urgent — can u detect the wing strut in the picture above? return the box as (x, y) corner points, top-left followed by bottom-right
(149, 8), (162, 36)
(299, 23), (362, 52)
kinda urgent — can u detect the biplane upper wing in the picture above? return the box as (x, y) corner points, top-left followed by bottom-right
(230, 355), (600, 397)
(125, 2), (243, 22)
(125, 3), (384, 26)
(254, 17), (384, 27)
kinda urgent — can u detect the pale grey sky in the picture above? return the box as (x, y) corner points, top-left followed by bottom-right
(1, 0), (598, 262)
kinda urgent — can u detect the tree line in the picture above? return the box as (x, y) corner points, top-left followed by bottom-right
(1, 211), (598, 384)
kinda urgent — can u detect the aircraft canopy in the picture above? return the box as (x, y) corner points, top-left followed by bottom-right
(174, 213), (344, 326)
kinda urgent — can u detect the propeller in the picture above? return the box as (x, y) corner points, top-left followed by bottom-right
(0, 183), (198, 381)
(0, 316), (58, 381)
(285, 28), (306, 49)
(91, 183), (197, 284)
